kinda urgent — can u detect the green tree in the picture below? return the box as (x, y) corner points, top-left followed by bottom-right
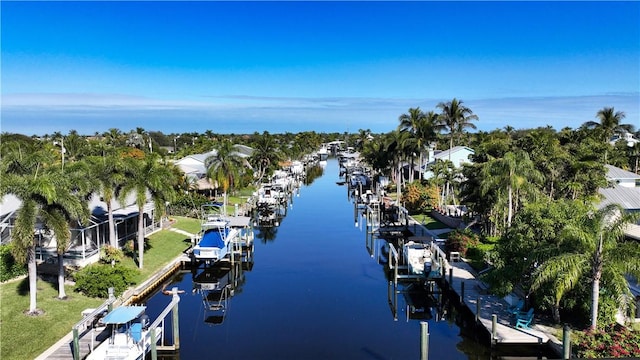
(398, 108), (438, 181)
(481, 150), (542, 230)
(0, 138), (87, 312)
(205, 140), (251, 199)
(249, 132), (282, 183)
(436, 98), (478, 152)
(120, 154), (176, 268)
(86, 154), (127, 249)
(530, 204), (640, 329)
(582, 107), (630, 143)
(49, 160), (92, 299)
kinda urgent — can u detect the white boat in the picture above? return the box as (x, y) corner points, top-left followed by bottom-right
(317, 144), (329, 161)
(192, 205), (239, 264)
(87, 306), (160, 360)
(403, 241), (432, 275)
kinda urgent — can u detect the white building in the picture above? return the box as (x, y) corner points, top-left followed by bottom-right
(0, 192), (163, 266)
(421, 146), (475, 179)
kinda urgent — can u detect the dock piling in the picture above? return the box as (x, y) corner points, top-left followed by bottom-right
(172, 287), (180, 349)
(460, 281), (465, 303)
(420, 321), (429, 360)
(72, 328), (79, 360)
(150, 327), (158, 360)
(476, 296), (481, 322)
(491, 314), (497, 344)
(562, 324), (571, 359)
(449, 268), (453, 289)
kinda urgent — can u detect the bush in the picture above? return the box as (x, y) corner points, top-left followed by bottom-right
(99, 245), (124, 264)
(573, 324), (640, 358)
(0, 244), (27, 282)
(401, 181), (438, 214)
(74, 263), (138, 298)
(445, 229), (480, 257)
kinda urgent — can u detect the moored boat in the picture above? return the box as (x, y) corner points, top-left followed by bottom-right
(192, 204), (239, 265)
(403, 241), (433, 275)
(86, 306), (160, 360)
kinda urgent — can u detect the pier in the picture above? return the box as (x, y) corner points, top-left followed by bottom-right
(375, 207), (557, 348)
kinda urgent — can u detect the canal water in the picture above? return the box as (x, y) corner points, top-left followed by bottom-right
(143, 158), (534, 360)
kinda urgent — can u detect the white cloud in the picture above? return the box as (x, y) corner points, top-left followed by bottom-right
(2, 92), (638, 135)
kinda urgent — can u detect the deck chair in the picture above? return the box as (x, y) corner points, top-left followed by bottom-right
(515, 308), (534, 329)
(507, 299), (524, 315)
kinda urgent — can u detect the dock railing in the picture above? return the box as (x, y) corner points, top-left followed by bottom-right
(71, 288), (117, 360)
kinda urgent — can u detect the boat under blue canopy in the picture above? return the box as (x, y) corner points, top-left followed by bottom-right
(198, 228), (228, 248)
(101, 306), (146, 324)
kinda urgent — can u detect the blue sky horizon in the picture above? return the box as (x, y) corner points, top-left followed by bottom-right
(2, 1), (639, 136)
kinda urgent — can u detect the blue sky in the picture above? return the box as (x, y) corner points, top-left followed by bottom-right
(1, 1), (639, 136)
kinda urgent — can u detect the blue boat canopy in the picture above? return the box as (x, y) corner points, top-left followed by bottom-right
(198, 228), (227, 248)
(101, 306), (146, 324)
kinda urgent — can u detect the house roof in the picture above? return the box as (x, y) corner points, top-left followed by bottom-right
(598, 185), (640, 211)
(605, 164), (640, 181)
(433, 146), (474, 161)
(175, 147), (254, 179)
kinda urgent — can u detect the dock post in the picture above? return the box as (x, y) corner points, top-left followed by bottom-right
(491, 314), (497, 345)
(476, 296), (481, 322)
(172, 287), (180, 349)
(150, 327), (158, 360)
(449, 268), (453, 288)
(72, 327), (80, 360)
(562, 324), (571, 359)
(460, 281), (465, 303)
(108, 287), (114, 311)
(420, 321), (429, 360)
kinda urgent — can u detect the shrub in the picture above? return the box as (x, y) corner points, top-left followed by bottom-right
(99, 245), (124, 264)
(0, 244), (27, 282)
(401, 181), (438, 213)
(573, 324), (640, 358)
(445, 229), (480, 257)
(73, 263), (138, 298)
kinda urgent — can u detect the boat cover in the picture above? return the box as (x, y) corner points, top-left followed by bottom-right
(101, 306), (146, 324)
(198, 228), (228, 248)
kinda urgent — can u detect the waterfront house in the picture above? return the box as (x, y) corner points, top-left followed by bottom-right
(421, 146), (475, 180)
(0, 191), (163, 267)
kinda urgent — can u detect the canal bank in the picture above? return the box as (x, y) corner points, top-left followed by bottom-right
(40, 157), (567, 360)
(400, 214), (566, 359)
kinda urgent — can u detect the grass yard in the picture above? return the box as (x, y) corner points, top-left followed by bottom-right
(171, 216), (201, 234)
(0, 229), (190, 360)
(411, 213), (449, 230)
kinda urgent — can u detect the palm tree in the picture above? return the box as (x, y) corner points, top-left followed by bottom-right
(582, 107), (629, 143)
(49, 159), (92, 299)
(481, 151), (542, 229)
(398, 108), (438, 181)
(429, 159), (455, 208)
(205, 140), (251, 201)
(120, 154), (176, 268)
(530, 204), (640, 329)
(249, 133), (282, 184)
(1, 139), (87, 312)
(436, 98), (478, 152)
(86, 154), (127, 249)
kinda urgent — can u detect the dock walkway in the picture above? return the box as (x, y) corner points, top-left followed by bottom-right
(402, 215), (557, 346)
(445, 259), (550, 344)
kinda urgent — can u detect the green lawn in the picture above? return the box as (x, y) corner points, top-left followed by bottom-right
(0, 229), (190, 360)
(412, 213), (450, 230)
(171, 216), (201, 234)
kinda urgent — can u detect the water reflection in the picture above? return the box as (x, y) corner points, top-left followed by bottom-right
(142, 158), (554, 360)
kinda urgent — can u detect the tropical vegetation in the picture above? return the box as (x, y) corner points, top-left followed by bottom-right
(1, 101), (639, 358)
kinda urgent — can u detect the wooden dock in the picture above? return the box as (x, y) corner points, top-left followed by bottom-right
(380, 212), (554, 347)
(444, 259), (550, 344)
